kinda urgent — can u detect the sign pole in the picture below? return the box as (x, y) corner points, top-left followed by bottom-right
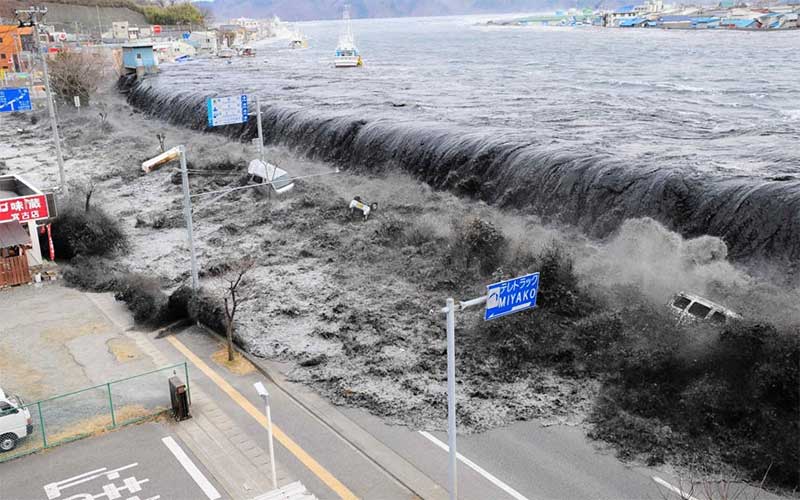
(255, 95), (264, 162)
(179, 145), (199, 291)
(445, 297), (458, 500)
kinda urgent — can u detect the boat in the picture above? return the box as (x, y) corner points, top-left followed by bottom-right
(218, 47), (236, 58)
(289, 31), (309, 49)
(334, 7), (363, 67)
(241, 46), (256, 57)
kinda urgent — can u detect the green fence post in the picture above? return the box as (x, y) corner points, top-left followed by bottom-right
(37, 401), (47, 448)
(184, 362), (191, 405)
(107, 383), (116, 428)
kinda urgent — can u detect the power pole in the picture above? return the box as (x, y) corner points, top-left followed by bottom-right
(15, 6), (68, 196)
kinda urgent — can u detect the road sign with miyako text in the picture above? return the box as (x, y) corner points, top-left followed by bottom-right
(484, 272), (540, 320)
(0, 88), (32, 113)
(206, 94), (248, 127)
(0, 194), (50, 223)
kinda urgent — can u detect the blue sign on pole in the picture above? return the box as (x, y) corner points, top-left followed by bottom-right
(206, 94), (248, 127)
(484, 272), (540, 321)
(182, 32), (191, 40)
(0, 88), (33, 113)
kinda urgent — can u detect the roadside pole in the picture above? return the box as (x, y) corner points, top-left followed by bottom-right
(254, 382), (278, 490)
(179, 145), (199, 291)
(27, 8), (68, 195)
(441, 295), (487, 500)
(444, 297), (458, 500)
(439, 273), (538, 500)
(255, 95), (264, 162)
(31, 7), (69, 195)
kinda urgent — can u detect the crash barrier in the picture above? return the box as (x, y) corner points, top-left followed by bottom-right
(0, 362), (189, 462)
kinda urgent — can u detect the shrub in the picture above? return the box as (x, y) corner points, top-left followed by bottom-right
(449, 217), (506, 275)
(51, 197), (127, 259)
(114, 274), (172, 324)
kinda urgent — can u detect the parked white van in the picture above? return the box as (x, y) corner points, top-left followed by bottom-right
(668, 292), (742, 326)
(0, 388), (33, 452)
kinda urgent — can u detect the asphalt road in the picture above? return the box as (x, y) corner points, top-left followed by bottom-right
(0, 422), (227, 500)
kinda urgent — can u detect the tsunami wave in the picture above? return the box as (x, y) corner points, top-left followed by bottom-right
(124, 78), (800, 270)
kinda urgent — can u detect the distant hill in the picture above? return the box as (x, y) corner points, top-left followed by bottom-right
(202, 0), (568, 22)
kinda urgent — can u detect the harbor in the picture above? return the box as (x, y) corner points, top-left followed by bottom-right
(486, 0), (800, 29)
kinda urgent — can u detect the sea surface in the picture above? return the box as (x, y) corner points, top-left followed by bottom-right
(131, 17), (800, 265)
(157, 16), (799, 176)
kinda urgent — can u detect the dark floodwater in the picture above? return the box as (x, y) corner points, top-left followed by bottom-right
(129, 16), (800, 265)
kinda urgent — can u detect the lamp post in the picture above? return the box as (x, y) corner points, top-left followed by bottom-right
(253, 381), (278, 489)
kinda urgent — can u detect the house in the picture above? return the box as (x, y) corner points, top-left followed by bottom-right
(619, 17), (649, 27)
(122, 42), (158, 75)
(719, 18), (762, 28)
(187, 31), (218, 53)
(690, 17), (721, 28)
(659, 15), (694, 28)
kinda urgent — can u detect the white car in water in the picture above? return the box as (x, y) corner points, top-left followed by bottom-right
(0, 387), (33, 452)
(248, 159), (294, 194)
(668, 292), (741, 325)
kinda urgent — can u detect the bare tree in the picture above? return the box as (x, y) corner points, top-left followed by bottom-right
(47, 50), (104, 104)
(222, 258), (256, 362)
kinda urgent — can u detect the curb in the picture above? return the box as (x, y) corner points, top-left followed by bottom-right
(193, 322), (447, 500)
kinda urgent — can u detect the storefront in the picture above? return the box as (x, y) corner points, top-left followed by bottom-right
(0, 175), (51, 287)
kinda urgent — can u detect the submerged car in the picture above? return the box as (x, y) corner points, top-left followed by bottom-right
(248, 159), (294, 194)
(668, 291), (742, 325)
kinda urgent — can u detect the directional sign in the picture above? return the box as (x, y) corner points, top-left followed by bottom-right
(484, 272), (540, 321)
(182, 32), (191, 40)
(206, 94), (248, 127)
(0, 87), (33, 113)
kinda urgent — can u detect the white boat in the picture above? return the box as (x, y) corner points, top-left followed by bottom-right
(334, 7), (362, 67)
(289, 31), (309, 49)
(218, 47), (236, 58)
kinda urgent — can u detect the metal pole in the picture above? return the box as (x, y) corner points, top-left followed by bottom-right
(179, 146), (199, 291)
(255, 95), (264, 162)
(264, 395), (278, 489)
(107, 383), (116, 427)
(33, 14), (68, 196)
(446, 297), (457, 500)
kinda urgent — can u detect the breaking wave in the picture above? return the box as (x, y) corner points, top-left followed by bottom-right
(124, 78), (800, 270)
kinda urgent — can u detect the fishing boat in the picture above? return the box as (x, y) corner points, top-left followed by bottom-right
(334, 7), (362, 67)
(241, 46), (256, 57)
(289, 31), (309, 49)
(218, 47), (235, 58)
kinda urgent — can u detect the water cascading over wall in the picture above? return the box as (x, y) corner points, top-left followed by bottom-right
(124, 79), (800, 272)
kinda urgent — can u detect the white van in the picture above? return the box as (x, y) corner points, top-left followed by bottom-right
(668, 292), (742, 326)
(0, 388), (33, 452)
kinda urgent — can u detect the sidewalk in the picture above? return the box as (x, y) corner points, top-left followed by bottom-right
(128, 328), (294, 500)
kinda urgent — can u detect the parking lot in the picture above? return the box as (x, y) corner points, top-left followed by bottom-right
(0, 422), (226, 500)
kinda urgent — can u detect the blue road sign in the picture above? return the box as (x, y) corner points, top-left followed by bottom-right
(206, 94), (248, 127)
(484, 272), (540, 321)
(0, 87), (33, 113)
(182, 32), (191, 40)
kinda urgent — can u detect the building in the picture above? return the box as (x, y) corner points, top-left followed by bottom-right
(0, 25), (33, 73)
(187, 31), (218, 53)
(122, 42), (158, 75)
(0, 175), (51, 287)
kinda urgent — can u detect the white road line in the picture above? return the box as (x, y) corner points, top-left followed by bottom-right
(162, 436), (222, 500)
(418, 430), (530, 500)
(652, 476), (701, 500)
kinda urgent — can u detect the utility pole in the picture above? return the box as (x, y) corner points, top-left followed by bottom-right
(16, 6), (68, 196)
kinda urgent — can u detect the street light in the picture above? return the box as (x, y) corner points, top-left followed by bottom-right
(253, 381), (278, 489)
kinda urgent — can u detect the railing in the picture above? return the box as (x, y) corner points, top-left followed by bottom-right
(0, 362), (189, 462)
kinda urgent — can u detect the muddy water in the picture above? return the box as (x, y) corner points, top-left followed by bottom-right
(126, 16), (800, 269)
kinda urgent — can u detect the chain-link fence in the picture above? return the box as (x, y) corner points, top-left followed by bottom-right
(0, 362), (189, 462)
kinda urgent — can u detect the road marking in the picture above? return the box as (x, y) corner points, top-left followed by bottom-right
(162, 436), (221, 500)
(652, 476), (701, 500)
(166, 335), (358, 500)
(418, 430), (529, 500)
